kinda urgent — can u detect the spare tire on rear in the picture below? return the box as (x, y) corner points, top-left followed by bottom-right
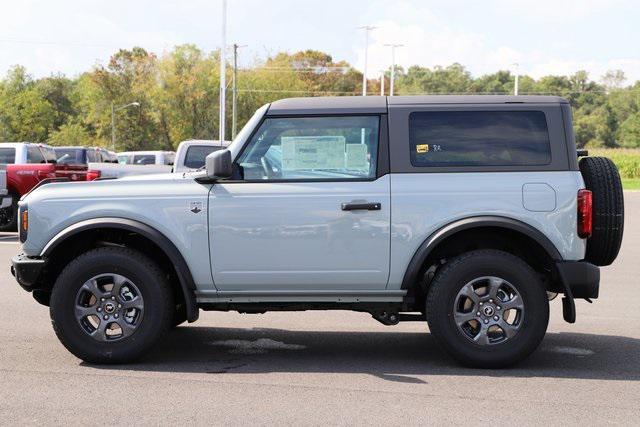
(579, 156), (624, 266)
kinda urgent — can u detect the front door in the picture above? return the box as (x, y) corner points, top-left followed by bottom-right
(209, 115), (390, 291)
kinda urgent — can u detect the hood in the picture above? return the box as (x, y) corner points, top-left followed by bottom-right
(22, 172), (201, 205)
(117, 172), (185, 182)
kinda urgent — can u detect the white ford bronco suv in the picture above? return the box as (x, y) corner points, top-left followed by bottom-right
(11, 96), (624, 367)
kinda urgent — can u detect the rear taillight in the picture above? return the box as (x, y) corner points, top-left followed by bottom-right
(577, 189), (592, 238)
(87, 169), (101, 181)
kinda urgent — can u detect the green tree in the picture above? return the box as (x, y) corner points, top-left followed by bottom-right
(48, 122), (92, 146)
(0, 66), (56, 142)
(619, 112), (640, 147)
(76, 47), (160, 151)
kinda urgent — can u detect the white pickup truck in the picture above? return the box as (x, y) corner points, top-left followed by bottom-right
(88, 150), (175, 179)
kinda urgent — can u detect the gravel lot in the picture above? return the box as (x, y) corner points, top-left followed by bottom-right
(1, 194), (639, 425)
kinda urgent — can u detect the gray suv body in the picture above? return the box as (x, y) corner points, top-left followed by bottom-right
(11, 96), (623, 367)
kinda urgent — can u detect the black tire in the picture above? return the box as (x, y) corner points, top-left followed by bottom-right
(0, 194), (18, 232)
(50, 247), (174, 363)
(579, 156), (624, 266)
(426, 250), (549, 368)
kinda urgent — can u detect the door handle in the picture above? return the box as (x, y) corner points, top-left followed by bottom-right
(341, 202), (382, 211)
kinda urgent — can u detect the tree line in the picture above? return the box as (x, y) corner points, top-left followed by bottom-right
(1, 45), (639, 151)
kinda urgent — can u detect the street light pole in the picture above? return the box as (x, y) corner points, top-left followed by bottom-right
(380, 70), (385, 96)
(111, 102), (115, 152)
(513, 62), (520, 96)
(219, 0), (227, 143)
(358, 26), (376, 96)
(232, 43), (247, 139)
(384, 44), (403, 96)
(110, 101), (140, 152)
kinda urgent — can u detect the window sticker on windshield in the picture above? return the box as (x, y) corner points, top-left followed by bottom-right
(346, 144), (368, 170)
(281, 136), (345, 170)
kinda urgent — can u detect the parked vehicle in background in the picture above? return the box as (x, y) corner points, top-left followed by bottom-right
(54, 146), (118, 166)
(88, 150), (175, 179)
(54, 146), (118, 181)
(0, 142), (88, 230)
(173, 140), (231, 173)
(117, 151), (175, 166)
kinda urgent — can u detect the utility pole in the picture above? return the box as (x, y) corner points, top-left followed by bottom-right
(219, 0), (227, 143)
(384, 44), (403, 96)
(232, 43), (246, 139)
(513, 62), (520, 96)
(358, 26), (376, 96)
(380, 70), (385, 96)
(111, 102), (115, 151)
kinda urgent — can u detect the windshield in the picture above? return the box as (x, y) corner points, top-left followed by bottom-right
(0, 148), (16, 164)
(228, 104), (269, 159)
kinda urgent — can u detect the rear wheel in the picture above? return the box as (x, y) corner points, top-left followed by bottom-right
(426, 250), (549, 368)
(50, 247), (174, 363)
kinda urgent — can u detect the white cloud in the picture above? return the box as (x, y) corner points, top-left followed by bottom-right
(353, 0), (640, 86)
(492, 0), (625, 22)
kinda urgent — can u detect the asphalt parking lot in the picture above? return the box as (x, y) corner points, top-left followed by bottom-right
(1, 195), (639, 425)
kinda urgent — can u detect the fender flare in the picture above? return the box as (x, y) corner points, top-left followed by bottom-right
(401, 215), (563, 290)
(42, 217), (199, 322)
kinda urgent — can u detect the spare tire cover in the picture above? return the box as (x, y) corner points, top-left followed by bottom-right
(579, 156), (624, 266)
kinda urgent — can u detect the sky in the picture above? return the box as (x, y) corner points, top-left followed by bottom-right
(1, 0), (639, 84)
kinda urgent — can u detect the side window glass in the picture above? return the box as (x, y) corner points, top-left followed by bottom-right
(237, 116), (380, 180)
(409, 111), (551, 167)
(27, 146), (45, 163)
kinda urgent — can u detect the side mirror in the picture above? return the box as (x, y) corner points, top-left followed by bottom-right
(205, 149), (232, 179)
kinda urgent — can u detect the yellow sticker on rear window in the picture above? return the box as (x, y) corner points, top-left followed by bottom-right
(416, 144), (429, 154)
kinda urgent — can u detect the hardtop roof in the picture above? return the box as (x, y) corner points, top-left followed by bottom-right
(267, 95), (568, 115)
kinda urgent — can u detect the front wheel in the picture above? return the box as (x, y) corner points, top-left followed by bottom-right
(50, 247), (174, 363)
(426, 250), (549, 368)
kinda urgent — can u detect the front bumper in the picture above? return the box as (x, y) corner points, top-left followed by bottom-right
(556, 260), (600, 299)
(11, 253), (45, 292)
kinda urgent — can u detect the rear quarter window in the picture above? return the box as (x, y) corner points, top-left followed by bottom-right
(409, 111), (551, 167)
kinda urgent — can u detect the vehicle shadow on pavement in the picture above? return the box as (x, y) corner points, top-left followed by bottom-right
(84, 326), (640, 383)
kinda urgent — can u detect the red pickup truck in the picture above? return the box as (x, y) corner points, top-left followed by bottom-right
(0, 142), (89, 230)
